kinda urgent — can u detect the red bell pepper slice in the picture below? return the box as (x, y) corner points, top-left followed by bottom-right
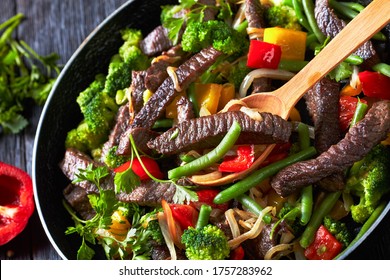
(0, 162), (35, 245)
(114, 156), (163, 180)
(247, 40), (282, 69)
(339, 96), (368, 131)
(191, 189), (229, 212)
(358, 71), (390, 100)
(230, 245), (245, 260)
(169, 204), (198, 231)
(219, 145), (255, 173)
(304, 225), (342, 260)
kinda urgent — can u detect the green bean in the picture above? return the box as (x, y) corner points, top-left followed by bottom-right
(278, 59), (309, 72)
(305, 33), (317, 47)
(168, 121), (241, 179)
(299, 191), (341, 248)
(302, 0), (326, 43)
(236, 194), (272, 224)
(372, 63), (390, 78)
(213, 146), (317, 204)
(344, 54), (363, 65)
(336, 201), (387, 259)
(350, 99), (368, 128)
(196, 204), (212, 229)
(297, 122), (310, 150)
(187, 83), (199, 117)
(292, 0), (312, 32)
(152, 118), (174, 129)
(339, 1), (365, 12)
(235, 20), (248, 34)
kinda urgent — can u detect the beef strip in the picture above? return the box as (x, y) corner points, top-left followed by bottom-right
(117, 126), (160, 156)
(196, 0), (218, 21)
(176, 95), (195, 123)
(101, 103), (130, 160)
(129, 71), (147, 115)
(139, 25), (173, 57)
(116, 180), (177, 206)
(147, 111), (292, 155)
(117, 47), (223, 155)
(304, 78), (345, 191)
(245, 0), (272, 93)
(314, 0), (377, 61)
(63, 184), (96, 220)
(271, 100), (390, 197)
(60, 148), (114, 194)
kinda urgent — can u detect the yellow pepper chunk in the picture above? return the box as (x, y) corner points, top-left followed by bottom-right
(165, 91), (186, 119)
(195, 83), (223, 115)
(218, 83), (235, 111)
(264, 27), (307, 61)
(108, 210), (131, 241)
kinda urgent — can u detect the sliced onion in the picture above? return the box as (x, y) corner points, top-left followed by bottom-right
(228, 206), (273, 249)
(350, 66), (360, 89)
(218, 99), (248, 113)
(239, 69), (295, 98)
(247, 27), (264, 40)
(167, 66), (182, 92)
(225, 209), (240, 239)
(157, 212), (177, 260)
(232, 2), (246, 30)
(190, 170), (223, 183)
(280, 231), (295, 244)
(199, 106), (211, 117)
(240, 106), (263, 121)
(264, 244), (293, 260)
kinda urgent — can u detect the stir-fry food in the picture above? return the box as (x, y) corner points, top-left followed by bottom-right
(60, 0), (390, 260)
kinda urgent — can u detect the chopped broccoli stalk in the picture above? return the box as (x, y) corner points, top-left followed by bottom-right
(266, 3), (302, 30)
(181, 20), (249, 56)
(104, 146), (129, 169)
(181, 224), (230, 260)
(346, 144), (390, 224)
(323, 216), (352, 248)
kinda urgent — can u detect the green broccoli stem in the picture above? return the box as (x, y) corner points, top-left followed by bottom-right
(234, 20), (248, 34)
(336, 201), (387, 259)
(213, 147), (317, 204)
(328, 0), (386, 41)
(372, 63), (390, 78)
(297, 122), (313, 225)
(350, 99), (368, 128)
(168, 121), (241, 179)
(299, 191), (341, 248)
(236, 194), (272, 224)
(302, 0), (326, 43)
(292, 0), (312, 32)
(196, 204), (212, 229)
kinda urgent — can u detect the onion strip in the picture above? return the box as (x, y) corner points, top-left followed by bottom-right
(157, 212), (177, 260)
(167, 66), (182, 92)
(239, 69), (295, 98)
(264, 244), (293, 260)
(225, 209), (240, 239)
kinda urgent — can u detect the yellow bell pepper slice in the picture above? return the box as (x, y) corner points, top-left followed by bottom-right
(194, 83), (223, 115)
(264, 27), (307, 61)
(218, 83), (236, 111)
(165, 91), (186, 119)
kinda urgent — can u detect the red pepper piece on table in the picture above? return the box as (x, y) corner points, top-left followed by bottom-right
(218, 145), (255, 173)
(191, 189), (229, 212)
(339, 96), (368, 131)
(358, 71), (390, 100)
(247, 40), (282, 69)
(304, 225), (342, 260)
(0, 162), (35, 245)
(169, 204), (198, 231)
(114, 156), (163, 180)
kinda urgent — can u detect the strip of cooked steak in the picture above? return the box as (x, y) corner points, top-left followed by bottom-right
(129, 71), (147, 115)
(63, 184), (96, 220)
(116, 180), (176, 206)
(305, 78), (345, 191)
(176, 95), (195, 123)
(314, 0), (377, 60)
(147, 111), (292, 155)
(101, 103), (130, 160)
(60, 148), (114, 194)
(117, 126), (160, 156)
(139, 25), (173, 57)
(271, 100), (390, 197)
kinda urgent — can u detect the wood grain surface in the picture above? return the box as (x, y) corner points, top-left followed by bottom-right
(0, 0), (389, 260)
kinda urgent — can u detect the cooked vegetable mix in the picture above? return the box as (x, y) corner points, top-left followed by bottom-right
(60, 0), (390, 260)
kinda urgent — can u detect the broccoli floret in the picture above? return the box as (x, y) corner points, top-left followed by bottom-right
(181, 224), (230, 260)
(346, 144), (390, 224)
(103, 146), (129, 169)
(277, 203), (305, 236)
(65, 121), (107, 153)
(227, 60), (251, 90)
(76, 74), (118, 134)
(181, 20), (249, 56)
(120, 28), (143, 45)
(266, 4), (302, 30)
(323, 216), (352, 248)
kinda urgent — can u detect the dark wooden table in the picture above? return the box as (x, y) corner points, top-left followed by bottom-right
(1, 0), (390, 260)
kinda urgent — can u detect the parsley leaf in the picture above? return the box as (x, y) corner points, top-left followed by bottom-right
(114, 165), (141, 194)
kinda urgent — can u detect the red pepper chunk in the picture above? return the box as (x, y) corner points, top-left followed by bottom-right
(0, 162), (35, 245)
(358, 71), (390, 100)
(304, 225), (342, 260)
(218, 145), (255, 173)
(247, 40), (282, 69)
(191, 189), (229, 212)
(169, 204), (198, 231)
(114, 156), (163, 180)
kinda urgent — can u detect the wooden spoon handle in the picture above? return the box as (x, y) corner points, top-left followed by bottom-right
(279, 0), (390, 111)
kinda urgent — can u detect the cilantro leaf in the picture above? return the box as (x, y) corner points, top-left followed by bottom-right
(114, 166), (141, 194)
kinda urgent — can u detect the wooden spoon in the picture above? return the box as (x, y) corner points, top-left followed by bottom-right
(193, 0), (390, 187)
